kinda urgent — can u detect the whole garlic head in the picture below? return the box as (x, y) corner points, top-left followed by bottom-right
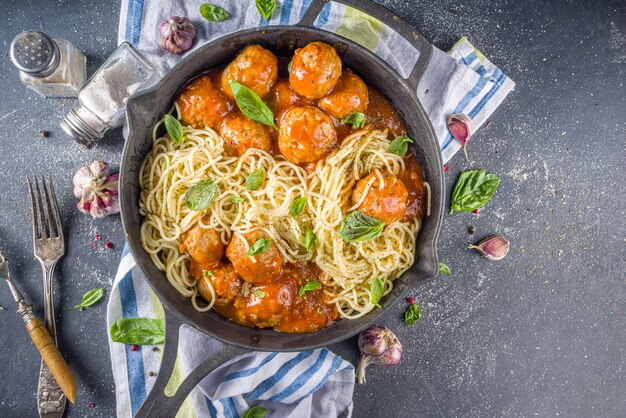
(160, 16), (196, 55)
(73, 161), (120, 218)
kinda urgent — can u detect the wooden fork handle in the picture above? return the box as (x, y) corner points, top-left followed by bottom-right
(26, 318), (76, 404)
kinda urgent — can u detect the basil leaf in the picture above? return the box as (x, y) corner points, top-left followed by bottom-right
(339, 211), (384, 243)
(246, 169), (264, 190)
(438, 262), (452, 275)
(450, 169), (500, 214)
(164, 114), (183, 144)
(341, 112), (365, 129)
(185, 180), (219, 211)
(203, 270), (214, 277)
(290, 196), (306, 216)
(199, 3), (230, 22)
(110, 317), (165, 345)
(287, 61), (292, 74)
(255, 0), (276, 21)
(298, 281), (321, 297)
(370, 277), (384, 308)
(242, 406), (268, 418)
(246, 238), (272, 257)
(231, 195), (244, 203)
(304, 230), (316, 252)
(404, 303), (421, 325)
(74, 287), (104, 311)
(229, 81), (278, 130)
(253, 290), (265, 299)
(389, 135), (413, 156)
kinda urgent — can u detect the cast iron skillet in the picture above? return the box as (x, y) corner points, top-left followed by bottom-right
(120, 0), (443, 415)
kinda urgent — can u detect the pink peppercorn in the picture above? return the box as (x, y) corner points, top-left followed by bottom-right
(105, 241), (114, 249)
(95, 234), (102, 241)
(443, 165), (449, 172)
(130, 344), (139, 351)
(89, 402), (95, 408)
(407, 296), (415, 304)
(473, 209), (480, 214)
(90, 243), (96, 249)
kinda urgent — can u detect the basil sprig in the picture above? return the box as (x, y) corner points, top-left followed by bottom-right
(185, 180), (219, 211)
(74, 288), (104, 311)
(255, 0), (276, 21)
(242, 406), (268, 418)
(229, 81), (277, 130)
(246, 238), (272, 257)
(252, 290), (265, 299)
(450, 169), (500, 214)
(341, 112), (365, 129)
(231, 195), (244, 203)
(370, 278), (384, 308)
(290, 196), (306, 216)
(339, 211), (384, 243)
(163, 114), (183, 144)
(438, 262), (452, 275)
(200, 3), (230, 21)
(304, 230), (316, 252)
(404, 303), (421, 325)
(110, 317), (165, 345)
(287, 61), (293, 74)
(298, 281), (321, 297)
(246, 169), (264, 190)
(389, 135), (413, 156)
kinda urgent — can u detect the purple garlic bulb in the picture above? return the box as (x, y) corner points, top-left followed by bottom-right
(160, 16), (196, 55)
(73, 161), (119, 218)
(356, 326), (403, 384)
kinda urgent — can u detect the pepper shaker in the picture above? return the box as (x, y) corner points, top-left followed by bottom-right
(10, 31), (86, 98)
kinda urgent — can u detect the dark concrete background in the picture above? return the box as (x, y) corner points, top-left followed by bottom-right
(1, 0), (624, 417)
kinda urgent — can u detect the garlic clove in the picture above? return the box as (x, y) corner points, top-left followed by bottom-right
(447, 113), (473, 161)
(160, 16), (196, 55)
(468, 235), (509, 261)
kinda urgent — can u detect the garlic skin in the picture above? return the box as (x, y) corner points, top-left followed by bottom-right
(356, 326), (403, 384)
(73, 161), (120, 219)
(447, 113), (473, 161)
(160, 16), (196, 55)
(468, 235), (509, 260)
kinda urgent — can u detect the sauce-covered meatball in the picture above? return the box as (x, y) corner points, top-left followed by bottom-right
(226, 231), (284, 284)
(176, 74), (232, 130)
(278, 106), (338, 164)
(219, 111), (272, 156)
(266, 79), (310, 125)
(289, 42), (342, 99)
(195, 263), (243, 307)
(351, 171), (408, 224)
(317, 71), (369, 119)
(179, 222), (224, 267)
(221, 45), (278, 99)
(234, 281), (293, 328)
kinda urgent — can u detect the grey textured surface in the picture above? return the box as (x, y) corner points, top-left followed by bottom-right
(0, 0), (624, 417)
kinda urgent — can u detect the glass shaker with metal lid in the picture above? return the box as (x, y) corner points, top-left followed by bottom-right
(10, 31), (86, 97)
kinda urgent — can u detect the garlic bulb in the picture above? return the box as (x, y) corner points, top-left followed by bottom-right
(160, 16), (196, 55)
(356, 326), (403, 384)
(73, 161), (120, 218)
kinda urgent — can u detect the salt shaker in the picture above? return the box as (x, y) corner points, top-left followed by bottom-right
(60, 42), (160, 148)
(10, 31), (86, 97)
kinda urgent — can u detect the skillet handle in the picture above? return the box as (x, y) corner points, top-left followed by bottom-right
(135, 306), (246, 418)
(297, 0), (433, 90)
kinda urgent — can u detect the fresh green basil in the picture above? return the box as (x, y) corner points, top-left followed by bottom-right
(287, 61), (292, 74)
(110, 317), (165, 345)
(252, 290), (265, 299)
(339, 211), (384, 243)
(404, 303), (421, 325)
(304, 230), (316, 252)
(229, 81), (278, 130)
(298, 281), (321, 297)
(246, 169), (264, 190)
(370, 277), (384, 308)
(389, 135), (413, 156)
(341, 112), (365, 129)
(290, 196), (306, 216)
(199, 3), (230, 21)
(438, 262), (452, 275)
(74, 287), (104, 311)
(231, 195), (244, 203)
(163, 114), (183, 144)
(203, 270), (215, 277)
(185, 180), (219, 211)
(242, 406), (268, 418)
(246, 238), (272, 257)
(255, 0), (276, 21)
(450, 169), (500, 214)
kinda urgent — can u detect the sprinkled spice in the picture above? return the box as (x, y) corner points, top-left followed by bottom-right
(407, 296), (415, 304)
(105, 241), (114, 249)
(468, 225), (477, 235)
(39, 130), (50, 137)
(95, 234), (102, 241)
(473, 209), (480, 214)
(130, 344), (139, 351)
(443, 165), (449, 172)
(148, 371), (155, 377)
(89, 402), (95, 408)
(152, 346), (159, 352)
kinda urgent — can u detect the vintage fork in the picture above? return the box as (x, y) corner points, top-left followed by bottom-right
(28, 177), (67, 418)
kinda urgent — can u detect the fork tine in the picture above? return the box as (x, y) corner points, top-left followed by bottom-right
(41, 176), (57, 238)
(34, 177), (49, 239)
(48, 176), (63, 240)
(27, 177), (42, 240)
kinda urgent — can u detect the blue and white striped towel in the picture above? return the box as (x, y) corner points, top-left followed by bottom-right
(109, 1), (515, 417)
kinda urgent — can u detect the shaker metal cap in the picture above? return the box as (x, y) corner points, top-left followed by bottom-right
(10, 31), (60, 77)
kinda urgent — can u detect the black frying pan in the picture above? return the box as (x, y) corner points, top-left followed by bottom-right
(120, 0), (443, 415)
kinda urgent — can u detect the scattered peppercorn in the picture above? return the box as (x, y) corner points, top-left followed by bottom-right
(89, 402), (95, 408)
(130, 344), (139, 351)
(148, 371), (155, 377)
(473, 209), (480, 214)
(407, 296), (415, 304)
(152, 346), (159, 352)
(468, 225), (476, 235)
(95, 234), (102, 241)
(39, 130), (50, 137)
(90, 243), (96, 249)
(443, 165), (449, 172)
(105, 241), (114, 249)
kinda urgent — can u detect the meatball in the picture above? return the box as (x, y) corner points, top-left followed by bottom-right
(278, 106), (338, 164)
(226, 231), (284, 284)
(317, 71), (369, 119)
(234, 282), (293, 328)
(289, 42), (342, 99)
(179, 222), (224, 267)
(176, 74), (232, 130)
(219, 111), (272, 156)
(221, 45), (278, 99)
(266, 79), (309, 125)
(195, 263), (243, 307)
(351, 171), (408, 224)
